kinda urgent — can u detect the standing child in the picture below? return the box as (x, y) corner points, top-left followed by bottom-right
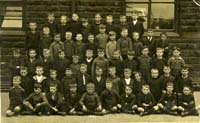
(69, 13), (81, 39)
(168, 47), (185, 77)
(105, 15), (116, 34)
(49, 33), (64, 61)
(79, 83), (103, 115)
(57, 15), (70, 42)
(70, 55), (81, 76)
(106, 31), (118, 59)
(45, 13), (57, 38)
(132, 32), (143, 58)
(81, 18), (92, 43)
(86, 34), (98, 57)
(45, 69), (60, 93)
(156, 32), (169, 59)
(91, 13), (104, 36)
(178, 86), (199, 116)
(100, 80), (122, 114)
(137, 84), (155, 116)
(133, 72), (146, 95)
(64, 31), (74, 62)
(121, 86), (137, 114)
(138, 46), (151, 82)
(117, 28), (132, 59)
(83, 49), (94, 75)
(91, 48), (109, 77)
(6, 76), (25, 117)
(117, 15), (129, 36)
(122, 50), (138, 73)
(23, 83), (48, 115)
(95, 24), (109, 50)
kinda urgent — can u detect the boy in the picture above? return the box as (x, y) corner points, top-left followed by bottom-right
(70, 55), (81, 76)
(57, 15), (70, 41)
(122, 50), (138, 73)
(137, 84), (155, 116)
(106, 31), (118, 59)
(91, 67), (106, 96)
(133, 72), (146, 95)
(39, 27), (53, 55)
(117, 28), (132, 59)
(156, 32), (169, 59)
(49, 33), (64, 61)
(73, 33), (86, 62)
(8, 48), (23, 77)
(81, 18), (92, 43)
(91, 48), (109, 77)
(64, 31), (74, 61)
(79, 83), (102, 115)
(132, 32), (143, 57)
(91, 13), (104, 36)
(178, 86), (199, 116)
(117, 15), (129, 34)
(160, 65), (175, 91)
(176, 66), (193, 94)
(105, 15), (116, 34)
(69, 13), (81, 39)
(23, 83), (48, 115)
(168, 47), (185, 77)
(121, 86), (137, 114)
(154, 82), (178, 115)
(45, 13), (57, 38)
(86, 34), (98, 57)
(61, 68), (76, 96)
(142, 29), (156, 58)
(100, 80), (122, 114)
(151, 48), (167, 76)
(25, 21), (40, 52)
(53, 50), (70, 80)
(45, 69), (60, 93)
(20, 67), (34, 97)
(32, 66), (47, 92)
(149, 68), (162, 103)
(95, 24), (109, 50)
(23, 49), (40, 76)
(128, 11), (144, 39)
(109, 50), (123, 77)
(6, 76), (25, 117)
(77, 64), (91, 94)
(138, 46), (151, 82)
(46, 83), (65, 115)
(83, 49), (94, 75)
(63, 83), (81, 115)
(106, 66), (121, 94)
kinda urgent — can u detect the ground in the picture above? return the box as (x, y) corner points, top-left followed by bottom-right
(1, 92), (200, 123)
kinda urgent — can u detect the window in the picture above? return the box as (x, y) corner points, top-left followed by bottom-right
(126, 0), (175, 30)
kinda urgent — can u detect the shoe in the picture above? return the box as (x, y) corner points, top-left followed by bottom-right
(170, 111), (178, 116)
(132, 110), (136, 114)
(58, 111), (66, 116)
(21, 111), (32, 115)
(37, 112), (42, 116)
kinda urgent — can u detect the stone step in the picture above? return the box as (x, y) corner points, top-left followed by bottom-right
(5, 11), (22, 17)
(0, 30), (25, 36)
(6, 6), (22, 11)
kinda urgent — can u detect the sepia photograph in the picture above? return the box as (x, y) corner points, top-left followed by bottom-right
(0, 0), (200, 123)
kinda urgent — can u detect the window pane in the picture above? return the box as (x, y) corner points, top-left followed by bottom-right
(126, 0), (149, 2)
(152, 0), (174, 2)
(151, 4), (174, 29)
(126, 4), (148, 29)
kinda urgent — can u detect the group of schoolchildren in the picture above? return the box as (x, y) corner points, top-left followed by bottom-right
(6, 11), (200, 117)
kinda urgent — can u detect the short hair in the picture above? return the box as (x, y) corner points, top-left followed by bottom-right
(72, 55), (79, 59)
(109, 31), (116, 36)
(49, 83), (57, 88)
(121, 28), (128, 31)
(13, 76), (21, 81)
(160, 32), (167, 37)
(99, 24), (106, 29)
(125, 85), (133, 90)
(80, 63), (87, 68)
(95, 13), (101, 17)
(172, 47), (181, 52)
(106, 15), (113, 18)
(127, 50), (135, 56)
(124, 68), (132, 73)
(142, 45), (149, 50)
(36, 66), (44, 70)
(109, 66), (116, 71)
(34, 83), (42, 88)
(183, 86), (191, 90)
(86, 83), (95, 88)
(156, 47), (164, 52)
(106, 79), (113, 84)
(48, 12), (54, 16)
(69, 83), (77, 87)
(97, 48), (105, 53)
(182, 65), (190, 70)
(95, 67), (102, 71)
(134, 71), (142, 76)
(50, 69), (57, 74)
(20, 66), (28, 71)
(13, 48), (20, 53)
(142, 84), (150, 89)
(65, 31), (72, 35)
(147, 28), (153, 32)
(166, 82), (174, 87)
(65, 68), (72, 71)
(132, 31), (139, 35)
(29, 48), (36, 52)
(151, 68), (159, 72)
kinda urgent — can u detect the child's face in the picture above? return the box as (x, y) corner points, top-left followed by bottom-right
(50, 86), (57, 93)
(142, 48), (149, 56)
(98, 52), (104, 58)
(95, 14), (102, 22)
(161, 34), (167, 41)
(109, 35), (116, 41)
(120, 16), (127, 23)
(60, 16), (67, 24)
(88, 35), (94, 43)
(72, 57), (79, 64)
(29, 23), (37, 30)
(86, 85), (95, 94)
(82, 21), (88, 27)
(20, 69), (28, 77)
(112, 52), (120, 59)
(54, 35), (61, 42)
(76, 34), (83, 41)
(99, 28), (106, 33)
(156, 50), (163, 57)
(43, 28), (50, 35)
(133, 33), (139, 41)
(181, 69), (189, 77)
(106, 16), (113, 24)
(142, 87), (150, 95)
(48, 15), (55, 22)
(163, 67), (171, 74)
(72, 14), (79, 21)
(29, 50), (37, 58)
(121, 30), (128, 37)
(86, 51), (93, 58)
(58, 52), (65, 59)
(135, 73), (141, 81)
(124, 71), (131, 78)
(125, 87), (132, 95)
(132, 13), (138, 20)
(109, 68), (116, 76)
(13, 77), (21, 87)
(43, 50), (50, 58)
(70, 86), (77, 93)
(50, 72), (57, 79)
(173, 50), (180, 57)
(166, 85), (174, 93)
(80, 66), (87, 74)
(65, 70), (72, 76)
(13, 51), (20, 58)
(147, 31), (153, 37)
(106, 82), (112, 91)
(127, 55), (134, 60)
(95, 69), (103, 76)
(34, 88), (41, 94)
(151, 70), (159, 79)
(65, 33), (72, 41)
(183, 87), (191, 95)
(35, 68), (44, 76)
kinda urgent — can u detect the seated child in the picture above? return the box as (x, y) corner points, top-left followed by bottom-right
(106, 31), (118, 59)
(178, 86), (199, 116)
(23, 83), (48, 115)
(6, 76), (25, 117)
(86, 34), (97, 57)
(45, 69), (60, 93)
(79, 83), (103, 115)
(64, 31), (74, 61)
(100, 80), (122, 114)
(154, 82), (178, 115)
(83, 49), (94, 75)
(133, 72), (146, 95)
(121, 86), (137, 114)
(122, 50), (138, 73)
